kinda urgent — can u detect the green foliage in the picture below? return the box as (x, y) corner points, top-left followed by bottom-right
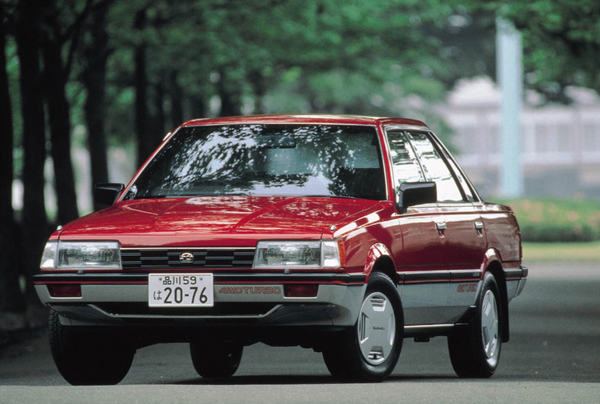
(4, 0), (493, 158)
(462, 0), (600, 101)
(101, 0), (461, 119)
(6, 0), (600, 221)
(502, 199), (600, 242)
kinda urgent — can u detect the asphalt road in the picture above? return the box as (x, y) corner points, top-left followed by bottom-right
(1, 262), (599, 403)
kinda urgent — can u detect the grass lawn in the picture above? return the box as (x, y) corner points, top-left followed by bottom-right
(523, 242), (600, 263)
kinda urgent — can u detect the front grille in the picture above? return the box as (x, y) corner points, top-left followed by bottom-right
(121, 248), (255, 270)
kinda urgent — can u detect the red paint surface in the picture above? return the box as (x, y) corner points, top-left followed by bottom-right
(47, 115), (522, 281)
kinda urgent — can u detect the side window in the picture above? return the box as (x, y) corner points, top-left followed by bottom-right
(446, 155), (476, 202)
(386, 131), (425, 190)
(407, 132), (465, 203)
(429, 134), (477, 202)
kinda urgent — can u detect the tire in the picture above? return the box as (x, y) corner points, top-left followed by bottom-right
(49, 309), (135, 385)
(323, 272), (404, 382)
(190, 342), (243, 378)
(448, 272), (502, 378)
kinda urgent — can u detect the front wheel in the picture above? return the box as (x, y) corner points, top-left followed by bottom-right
(49, 309), (135, 385)
(448, 272), (502, 378)
(323, 272), (404, 382)
(190, 342), (243, 378)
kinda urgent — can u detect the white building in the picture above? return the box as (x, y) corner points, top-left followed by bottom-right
(437, 77), (600, 200)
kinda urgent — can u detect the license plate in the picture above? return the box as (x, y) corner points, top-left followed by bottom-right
(148, 274), (214, 307)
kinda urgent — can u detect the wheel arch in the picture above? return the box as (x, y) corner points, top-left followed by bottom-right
(364, 243), (398, 285)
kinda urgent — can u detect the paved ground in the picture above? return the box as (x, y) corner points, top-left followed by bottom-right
(0, 262), (598, 403)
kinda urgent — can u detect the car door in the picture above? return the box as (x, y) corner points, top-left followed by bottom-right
(428, 132), (488, 273)
(384, 129), (452, 325)
(405, 131), (486, 323)
(385, 130), (447, 270)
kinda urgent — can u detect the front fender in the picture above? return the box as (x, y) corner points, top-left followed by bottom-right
(363, 243), (395, 283)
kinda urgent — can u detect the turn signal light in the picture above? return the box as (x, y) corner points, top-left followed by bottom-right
(48, 284), (82, 298)
(284, 284), (319, 298)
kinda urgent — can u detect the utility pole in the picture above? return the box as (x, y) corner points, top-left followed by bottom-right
(496, 18), (524, 198)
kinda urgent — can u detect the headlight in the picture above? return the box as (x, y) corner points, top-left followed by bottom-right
(253, 240), (343, 269)
(40, 241), (121, 270)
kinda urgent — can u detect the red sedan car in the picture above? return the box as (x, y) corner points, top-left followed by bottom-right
(35, 115), (527, 385)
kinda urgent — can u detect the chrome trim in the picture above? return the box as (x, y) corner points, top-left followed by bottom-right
(383, 124), (431, 132)
(34, 272), (366, 284)
(186, 120), (382, 127)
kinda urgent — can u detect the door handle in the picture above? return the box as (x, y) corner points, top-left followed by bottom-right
(436, 222), (447, 232)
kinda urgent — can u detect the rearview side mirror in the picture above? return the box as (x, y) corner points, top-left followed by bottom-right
(94, 183), (125, 209)
(396, 182), (437, 213)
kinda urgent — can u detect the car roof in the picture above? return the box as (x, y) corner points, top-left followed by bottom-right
(180, 114), (428, 128)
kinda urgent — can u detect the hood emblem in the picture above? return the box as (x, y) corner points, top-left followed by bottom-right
(179, 252), (194, 263)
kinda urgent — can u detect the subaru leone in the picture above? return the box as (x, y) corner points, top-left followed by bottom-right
(35, 115), (527, 384)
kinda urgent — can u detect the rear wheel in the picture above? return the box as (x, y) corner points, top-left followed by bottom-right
(190, 342), (243, 378)
(448, 272), (502, 378)
(323, 272), (403, 382)
(49, 309), (135, 385)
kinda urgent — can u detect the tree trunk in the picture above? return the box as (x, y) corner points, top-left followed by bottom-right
(187, 93), (205, 121)
(249, 69), (267, 114)
(15, 0), (49, 305)
(0, 2), (23, 312)
(40, 7), (79, 224)
(218, 68), (242, 117)
(152, 80), (166, 142)
(82, 0), (110, 211)
(169, 70), (184, 127)
(134, 9), (151, 169)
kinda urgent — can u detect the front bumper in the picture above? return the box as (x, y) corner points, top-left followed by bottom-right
(34, 272), (367, 327)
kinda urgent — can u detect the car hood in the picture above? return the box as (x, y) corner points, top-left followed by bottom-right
(58, 196), (383, 247)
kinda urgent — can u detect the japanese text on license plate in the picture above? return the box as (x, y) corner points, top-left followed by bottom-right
(148, 274), (214, 307)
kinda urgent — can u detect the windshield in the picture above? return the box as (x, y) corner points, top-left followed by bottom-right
(128, 124), (386, 200)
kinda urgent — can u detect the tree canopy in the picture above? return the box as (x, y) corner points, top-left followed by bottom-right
(1, 0), (599, 316)
(466, 0), (600, 103)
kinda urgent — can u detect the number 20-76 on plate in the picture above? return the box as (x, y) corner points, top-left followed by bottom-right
(148, 274), (214, 307)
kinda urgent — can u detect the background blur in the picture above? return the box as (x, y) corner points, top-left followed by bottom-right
(1, 0), (599, 333)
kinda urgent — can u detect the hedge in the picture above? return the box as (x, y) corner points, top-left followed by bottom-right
(495, 198), (600, 243)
